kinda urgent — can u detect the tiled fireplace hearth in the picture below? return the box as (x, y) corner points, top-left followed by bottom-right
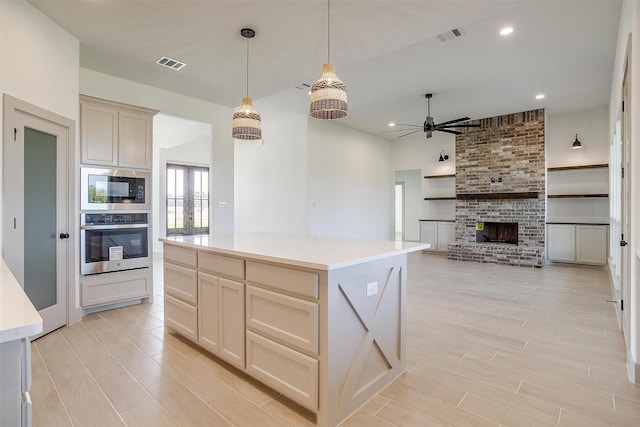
(448, 109), (545, 267)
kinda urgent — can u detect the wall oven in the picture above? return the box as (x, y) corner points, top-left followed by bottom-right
(80, 212), (150, 275)
(81, 167), (149, 210)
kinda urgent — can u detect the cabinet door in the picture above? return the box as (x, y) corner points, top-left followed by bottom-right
(219, 278), (245, 369)
(547, 224), (576, 262)
(81, 101), (118, 166)
(118, 109), (152, 169)
(198, 272), (219, 354)
(576, 225), (608, 265)
(419, 222), (437, 252)
(436, 222), (455, 252)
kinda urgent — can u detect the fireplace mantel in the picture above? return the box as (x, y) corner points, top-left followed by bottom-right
(456, 192), (539, 200)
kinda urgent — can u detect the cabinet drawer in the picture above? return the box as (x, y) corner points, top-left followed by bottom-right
(246, 331), (318, 411)
(164, 245), (197, 268)
(246, 285), (318, 354)
(246, 262), (318, 299)
(164, 263), (197, 304)
(198, 252), (244, 280)
(165, 294), (198, 342)
(81, 273), (150, 307)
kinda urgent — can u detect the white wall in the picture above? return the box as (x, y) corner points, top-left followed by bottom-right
(234, 90), (309, 234)
(0, 0), (81, 321)
(391, 132), (456, 222)
(547, 108), (610, 168)
(79, 68), (234, 235)
(308, 120), (392, 240)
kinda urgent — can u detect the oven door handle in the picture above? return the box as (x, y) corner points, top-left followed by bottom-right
(81, 224), (148, 230)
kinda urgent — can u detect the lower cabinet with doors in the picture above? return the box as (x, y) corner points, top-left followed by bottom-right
(547, 223), (609, 265)
(162, 236), (416, 427)
(419, 220), (455, 252)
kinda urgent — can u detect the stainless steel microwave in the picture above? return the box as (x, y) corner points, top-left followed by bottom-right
(81, 167), (150, 210)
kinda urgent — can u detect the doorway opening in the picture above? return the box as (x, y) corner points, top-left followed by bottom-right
(395, 182), (404, 241)
(166, 164), (210, 236)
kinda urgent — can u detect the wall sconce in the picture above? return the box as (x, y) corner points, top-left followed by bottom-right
(438, 150), (449, 162)
(572, 134), (582, 149)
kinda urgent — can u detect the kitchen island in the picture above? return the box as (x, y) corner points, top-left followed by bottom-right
(0, 258), (42, 427)
(161, 233), (428, 426)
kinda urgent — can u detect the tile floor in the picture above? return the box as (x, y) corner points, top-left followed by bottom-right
(30, 253), (640, 426)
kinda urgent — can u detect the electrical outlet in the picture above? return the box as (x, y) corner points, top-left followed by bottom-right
(366, 281), (378, 297)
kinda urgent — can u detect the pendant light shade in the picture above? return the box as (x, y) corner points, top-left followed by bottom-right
(309, 0), (348, 120)
(232, 28), (262, 140)
(232, 97), (261, 140)
(571, 133), (582, 149)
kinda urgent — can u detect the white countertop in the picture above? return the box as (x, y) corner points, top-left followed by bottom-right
(161, 233), (429, 270)
(0, 258), (42, 343)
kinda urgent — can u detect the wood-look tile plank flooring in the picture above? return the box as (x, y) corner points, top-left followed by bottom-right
(31, 253), (640, 426)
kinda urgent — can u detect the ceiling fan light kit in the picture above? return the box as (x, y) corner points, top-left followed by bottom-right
(309, 0), (348, 120)
(232, 28), (262, 141)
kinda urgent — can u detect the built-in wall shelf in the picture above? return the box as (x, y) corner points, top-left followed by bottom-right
(547, 194), (608, 198)
(547, 222), (609, 226)
(419, 219), (455, 222)
(424, 174), (456, 179)
(547, 164), (608, 172)
(424, 197), (456, 201)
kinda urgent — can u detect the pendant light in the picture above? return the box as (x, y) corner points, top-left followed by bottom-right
(309, 0), (348, 120)
(571, 133), (582, 149)
(232, 28), (262, 140)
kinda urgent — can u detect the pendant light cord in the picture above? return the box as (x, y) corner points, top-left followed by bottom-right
(246, 36), (249, 98)
(327, 0), (330, 64)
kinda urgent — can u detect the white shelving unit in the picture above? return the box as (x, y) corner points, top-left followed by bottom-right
(546, 164), (609, 265)
(421, 174), (456, 252)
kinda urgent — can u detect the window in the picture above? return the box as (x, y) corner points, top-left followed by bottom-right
(167, 164), (209, 236)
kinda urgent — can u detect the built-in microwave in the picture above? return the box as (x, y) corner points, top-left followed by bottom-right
(81, 167), (150, 211)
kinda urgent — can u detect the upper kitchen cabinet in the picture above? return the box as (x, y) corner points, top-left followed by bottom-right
(80, 95), (157, 170)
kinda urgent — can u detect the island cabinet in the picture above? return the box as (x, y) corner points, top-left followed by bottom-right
(80, 95), (156, 170)
(161, 234), (427, 427)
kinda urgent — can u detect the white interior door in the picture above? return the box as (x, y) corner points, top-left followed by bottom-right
(620, 39), (631, 341)
(3, 96), (72, 336)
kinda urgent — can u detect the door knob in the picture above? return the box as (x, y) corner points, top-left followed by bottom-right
(59, 233), (70, 239)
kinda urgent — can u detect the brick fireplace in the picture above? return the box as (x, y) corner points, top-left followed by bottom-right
(448, 109), (545, 267)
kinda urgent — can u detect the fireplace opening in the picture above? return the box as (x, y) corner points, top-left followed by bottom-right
(476, 222), (518, 245)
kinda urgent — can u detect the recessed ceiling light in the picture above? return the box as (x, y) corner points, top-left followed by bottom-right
(535, 94), (545, 99)
(499, 27), (514, 36)
(388, 122), (396, 127)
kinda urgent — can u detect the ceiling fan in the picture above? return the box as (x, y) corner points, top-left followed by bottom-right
(387, 93), (481, 139)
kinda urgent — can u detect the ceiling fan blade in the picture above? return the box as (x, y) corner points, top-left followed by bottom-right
(437, 123), (482, 129)
(394, 123), (422, 128)
(382, 127), (422, 133)
(437, 129), (462, 135)
(435, 117), (471, 127)
(396, 130), (422, 139)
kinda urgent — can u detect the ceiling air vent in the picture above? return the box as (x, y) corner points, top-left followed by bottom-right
(155, 56), (186, 71)
(437, 27), (464, 42)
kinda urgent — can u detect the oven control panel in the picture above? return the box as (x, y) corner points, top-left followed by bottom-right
(83, 213), (148, 225)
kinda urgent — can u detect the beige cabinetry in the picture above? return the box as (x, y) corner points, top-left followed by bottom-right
(80, 95), (156, 170)
(245, 261), (319, 410)
(81, 269), (152, 308)
(547, 223), (608, 265)
(163, 246), (246, 368)
(420, 220), (454, 252)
